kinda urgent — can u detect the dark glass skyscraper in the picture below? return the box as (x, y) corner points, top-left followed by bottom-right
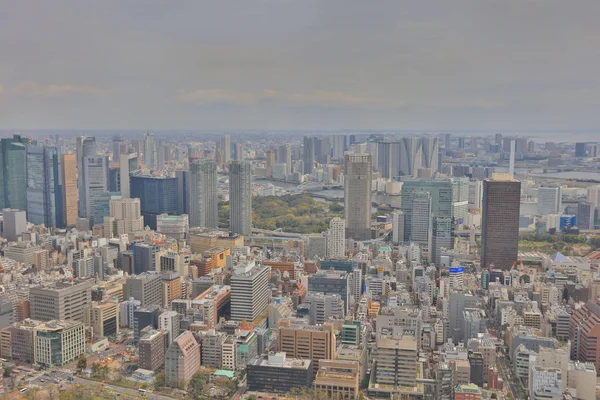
(0, 135), (36, 210)
(481, 174), (521, 270)
(26, 146), (64, 228)
(130, 175), (178, 229)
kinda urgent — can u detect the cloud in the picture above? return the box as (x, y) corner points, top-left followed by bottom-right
(12, 81), (111, 98)
(174, 88), (385, 107)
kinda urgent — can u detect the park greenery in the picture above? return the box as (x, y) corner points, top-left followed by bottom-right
(219, 194), (344, 233)
(518, 233), (600, 256)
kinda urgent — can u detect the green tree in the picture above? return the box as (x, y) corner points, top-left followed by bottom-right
(187, 373), (209, 400)
(77, 355), (88, 370)
(154, 371), (165, 388)
(3, 367), (12, 377)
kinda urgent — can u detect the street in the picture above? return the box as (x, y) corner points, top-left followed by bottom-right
(74, 377), (177, 400)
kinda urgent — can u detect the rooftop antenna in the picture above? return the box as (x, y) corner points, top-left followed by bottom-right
(509, 139), (516, 178)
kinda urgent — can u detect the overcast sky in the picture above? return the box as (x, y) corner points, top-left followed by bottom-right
(1, 0), (599, 131)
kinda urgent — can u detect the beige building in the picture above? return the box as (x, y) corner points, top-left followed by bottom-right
(29, 280), (93, 323)
(34, 320), (85, 367)
(567, 361), (596, 400)
(188, 228), (243, 254)
(90, 300), (119, 338)
(61, 154), (78, 227)
(278, 321), (336, 374)
(344, 153), (372, 240)
(375, 337), (418, 388)
(104, 197), (144, 238)
(314, 359), (360, 399)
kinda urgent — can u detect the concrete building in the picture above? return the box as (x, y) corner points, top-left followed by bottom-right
(247, 352), (313, 394)
(124, 272), (162, 306)
(29, 280), (93, 323)
(200, 330), (226, 368)
(34, 320), (85, 367)
(569, 301), (600, 372)
(157, 214), (189, 240)
(567, 361), (596, 400)
(278, 321), (335, 374)
(133, 305), (161, 344)
(314, 359), (360, 399)
(130, 175), (178, 229)
(529, 366), (562, 400)
(308, 271), (350, 314)
(119, 297), (141, 328)
(104, 197), (144, 238)
(4, 241), (41, 266)
(230, 262), (270, 326)
(158, 310), (181, 344)
(139, 329), (167, 371)
(229, 161), (252, 235)
(221, 335), (237, 370)
(344, 153), (372, 240)
(90, 300), (119, 338)
(2, 209), (27, 242)
(374, 337), (418, 389)
(327, 217), (346, 258)
(392, 210), (405, 244)
(537, 186), (562, 216)
(305, 292), (345, 325)
(162, 273), (182, 308)
(189, 159), (218, 228)
(481, 174), (521, 270)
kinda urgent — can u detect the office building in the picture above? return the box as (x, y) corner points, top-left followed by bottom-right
(454, 384), (482, 400)
(139, 329), (167, 371)
(567, 361), (596, 400)
(119, 153), (138, 198)
(2, 208), (27, 242)
(130, 175), (178, 229)
(569, 301), (600, 372)
(327, 217), (346, 258)
(26, 146), (63, 228)
(481, 174), (521, 270)
(229, 161), (252, 235)
(119, 297), (141, 328)
(91, 191), (120, 228)
(278, 321), (335, 373)
(306, 292), (345, 324)
(29, 280), (93, 323)
(0, 135), (34, 210)
(392, 210), (405, 244)
(104, 197), (144, 238)
(308, 271), (351, 313)
(133, 305), (161, 344)
(60, 154), (78, 226)
(175, 169), (189, 215)
(158, 310), (180, 344)
(143, 132), (156, 169)
(277, 144), (292, 175)
(200, 330), (225, 368)
(157, 214), (188, 240)
(81, 156), (109, 222)
(230, 262), (270, 326)
(125, 272), (162, 306)
(165, 331), (201, 388)
(303, 136), (315, 174)
(76, 136), (96, 217)
(468, 180), (483, 210)
(449, 292), (478, 344)
(162, 273), (182, 308)
(374, 337), (418, 389)
(34, 320), (85, 367)
(344, 153), (372, 240)
(410, 191), (432, 254)
(577, 202), (595, 230)
(90, 300), (119, 338)
(575, 142), (588, 158)
(189, 159), (218, 228)
(376, 137), (439, 178)
(587, 185), (600, 208)
(247, 353), (313, 394)
(537, 186), (562, 216)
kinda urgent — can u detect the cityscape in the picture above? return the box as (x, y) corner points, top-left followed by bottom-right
(2, 2), (600, 400)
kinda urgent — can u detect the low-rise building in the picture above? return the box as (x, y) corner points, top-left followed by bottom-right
(246, 352), (312, 394)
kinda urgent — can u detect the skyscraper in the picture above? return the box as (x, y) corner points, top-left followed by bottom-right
(327, 217), (346, 258)
(82, 156), (109, 221)
(410, 191), (432, 254)
(392, 210), (405, 244)
(277, 144), (292, 175)
(0, 135), (34, 211)
(234, 142), (243, 161)
(332, 135), (347, 161)
(119, 153), (138, 198)
(130, 175), (179, 229)
(220, 134), (231, 165)
(76, 136), (96, 217)
(104, 197), (144, 237)
(61, 154), (78, 226)
(2, 209), (27, 242)
(481, 174), (521, 270)
(344, 153), (372, 240)
(537, 186), (562, 216)
(303, 136), (315, 174)
(189, 159), (218, 228)
(143, 132), (156, 170)
(229, 161), (252, 235)
(230, 262), (270, 326)
(376, 137), (439, 178)
(26, 146), (63, 228)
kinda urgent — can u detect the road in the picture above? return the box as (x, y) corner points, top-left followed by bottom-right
(497, 355), (522, 399)
(74, 377), (177, 400)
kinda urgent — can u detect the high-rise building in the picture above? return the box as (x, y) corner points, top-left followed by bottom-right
(234, 142), (243, 161)
(332, 135), (347, 161)
(303, 136), (315, 174)
(410, 191), (432, 254)
(26, 146), (63, 228)
(278, 321), (335, 374)
(119, 153), (138, 198)
(374, 337), (418, 389)
(143, 132), (156, 169)
(327, 217), (346, 258)
(537, 186), (562, 216)
(229, 161), (252, 235)
(2, 208), (27, 242)
(220, 134), (231, 165)
(156, 214), (188, 240)
(587, 185), (600, 208)
(230, 262), (270, 326)
(570, 301), (600, 373)
(139, 329), (167, 371)
(125, 271), (162, 306)
(104, 197), (144, 238)
(277, 144), (292, 175)
(90, 300), (119, 338)
(130, 175), (178, 229)
(60, 154), (78, 226)
(29, 280), (93, 323)
(133, 305), (160, 344)
(481, 174), (521, 270)
(176, 169), (190, 215)
(344, 153), (372, 240)
(189, 159), (218, 228)
(575, 142), (588, 158)
(305, 292), (345, 324)
(0, 135), (35, 211)
(308, 271), (351, 313)
(159, 310), (181, 344)
(468, 180), (483, 210)
(165, 331), (201, 388)
(376, 137), (439, 178)
(91, 191), (120, 228)
(76, 136), (96, 217)
(81, 156), (109, 222)
(392, 211), (405, 244)
(577, 202), (595, 230)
